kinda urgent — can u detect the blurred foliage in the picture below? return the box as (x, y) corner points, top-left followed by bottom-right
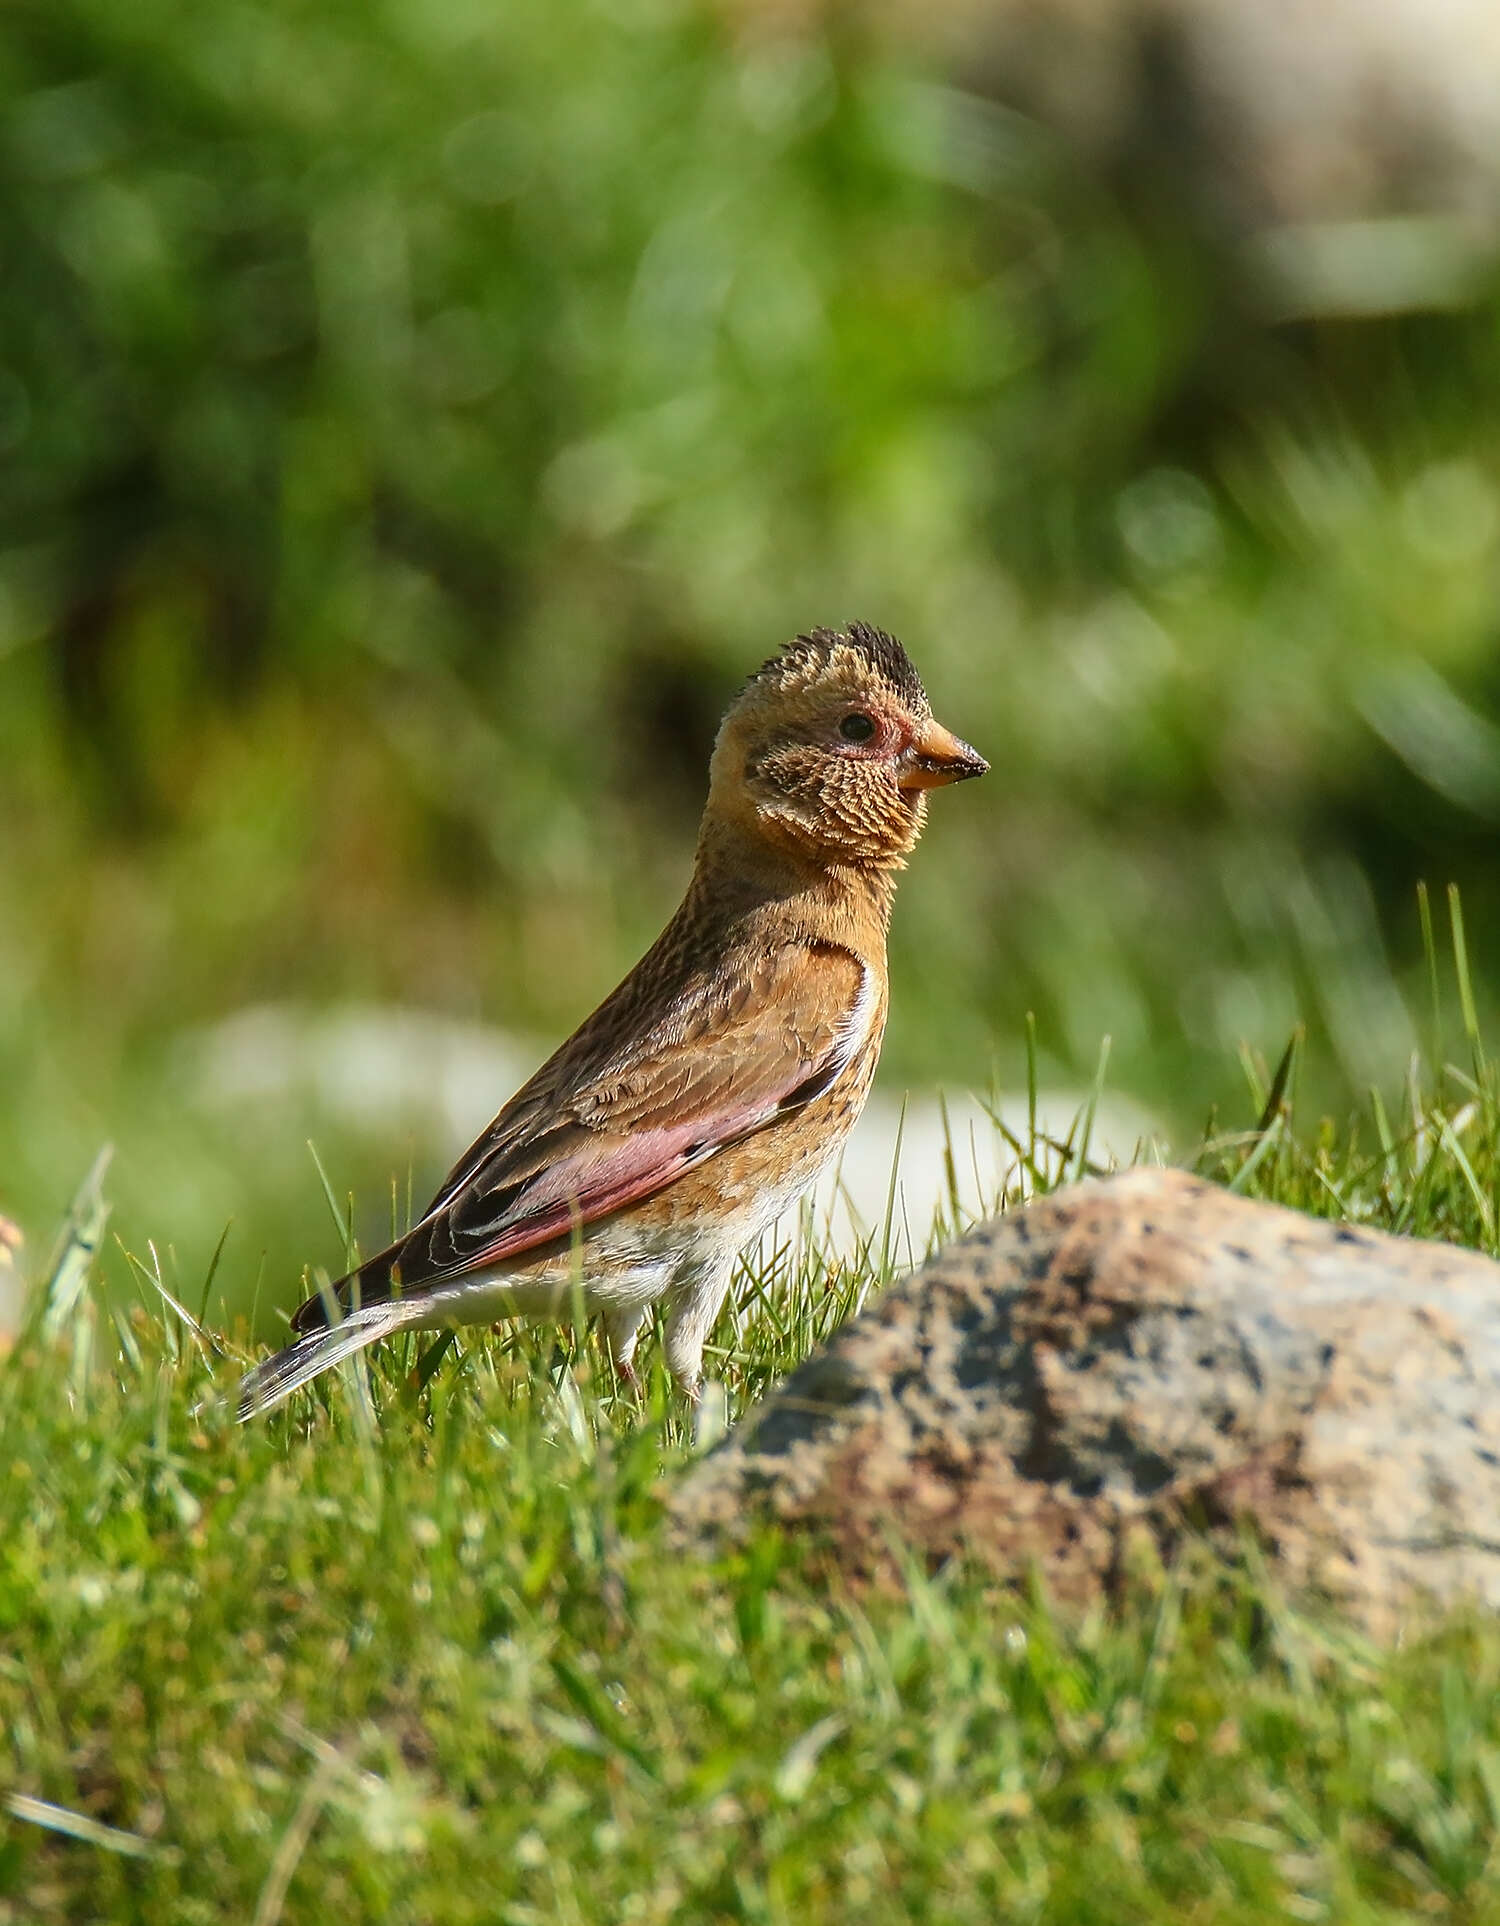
(4, 0), (1500, 1314)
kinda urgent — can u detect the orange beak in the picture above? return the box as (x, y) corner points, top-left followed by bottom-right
(897, 718), (989, 791)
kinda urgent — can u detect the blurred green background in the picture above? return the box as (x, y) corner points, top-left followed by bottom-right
(5, 0), (1500, 1326)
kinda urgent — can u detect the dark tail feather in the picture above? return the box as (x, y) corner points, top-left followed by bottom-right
(289, 1242), (408, 1337)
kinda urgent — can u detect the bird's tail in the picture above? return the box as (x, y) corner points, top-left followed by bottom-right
(236, 1299), (424, 1421)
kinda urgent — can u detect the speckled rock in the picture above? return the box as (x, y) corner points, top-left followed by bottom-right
(671, 1168), (1500, 1632)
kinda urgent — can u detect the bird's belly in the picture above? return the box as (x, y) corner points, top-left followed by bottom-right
(415, 1242), (680, 1327)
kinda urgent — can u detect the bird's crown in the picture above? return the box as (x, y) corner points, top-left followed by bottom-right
(748, 622), (930, 717)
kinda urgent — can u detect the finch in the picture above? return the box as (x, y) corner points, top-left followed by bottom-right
(238, 623), (986, 1418)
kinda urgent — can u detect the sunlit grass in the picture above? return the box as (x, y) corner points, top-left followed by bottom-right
(5, 898), (1500, 1921)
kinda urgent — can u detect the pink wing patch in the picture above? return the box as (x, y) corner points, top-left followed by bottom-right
(452, 1119), (726, 1269)
(428, 1021), (857, 1278)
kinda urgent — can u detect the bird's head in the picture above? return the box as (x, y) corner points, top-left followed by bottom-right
(705, 623), (987, 871)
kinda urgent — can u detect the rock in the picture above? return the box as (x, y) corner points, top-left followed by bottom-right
(672, 1167), (1500, 1633)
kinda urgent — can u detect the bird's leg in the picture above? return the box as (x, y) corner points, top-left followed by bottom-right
(663, 1268), (731, 1407)
(601, 1304), (647, 1398)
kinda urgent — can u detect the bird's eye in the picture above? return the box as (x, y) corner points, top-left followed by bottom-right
(839, 712), (876, 743)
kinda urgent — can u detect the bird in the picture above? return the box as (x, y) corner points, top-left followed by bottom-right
(237, 623), (986, 1419)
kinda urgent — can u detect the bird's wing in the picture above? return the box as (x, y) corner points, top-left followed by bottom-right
(293, 941), (874, 1329)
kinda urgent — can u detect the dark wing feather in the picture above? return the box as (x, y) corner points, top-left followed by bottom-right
(292, 940), (869, 1332)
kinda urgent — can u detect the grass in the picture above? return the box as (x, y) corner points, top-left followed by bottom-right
(6, 901), (1500, 1922)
